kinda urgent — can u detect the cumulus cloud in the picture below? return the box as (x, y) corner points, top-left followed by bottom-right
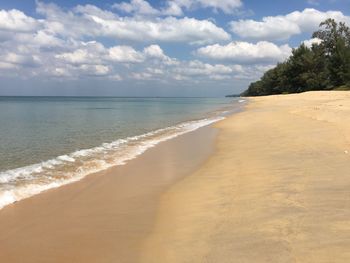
(143, 45), (166, 59)
(0, 1), (232, 83)
(74, 4), (118, 19)
(143, 45), (178, 65)
(80, 64), (110, 76)
(49, 41), (246, 82)
(55, 41), (105, 64)
(196, 41), (292, 64)
(0, 9), (39, 32)
(34, 1), (230, 44)
(52, 42), (178, 79)
(108, 46), (145, 63)
(230, 8), (350, 40)
(56, 49), (97, 65)
(230, 18), (300, 41)
(89, 16), (230, 44)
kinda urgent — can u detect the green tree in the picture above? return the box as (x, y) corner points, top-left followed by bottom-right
(313, 19), (350, 87)
(241, 19), (350, 96)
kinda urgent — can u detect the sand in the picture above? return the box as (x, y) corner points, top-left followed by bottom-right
(141, 91), (350, 263)
(2, 91), (350, 262)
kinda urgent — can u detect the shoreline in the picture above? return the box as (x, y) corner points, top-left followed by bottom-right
(0, 107), (233, 210)
(0, 123), (220, 262)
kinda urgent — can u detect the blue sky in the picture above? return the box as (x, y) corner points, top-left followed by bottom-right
(0, 0), (349, 96)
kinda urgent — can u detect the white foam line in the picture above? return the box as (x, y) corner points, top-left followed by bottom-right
(0, 116), (225, 210)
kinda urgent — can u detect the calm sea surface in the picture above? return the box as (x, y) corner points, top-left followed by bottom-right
(0, 96), (243, 209)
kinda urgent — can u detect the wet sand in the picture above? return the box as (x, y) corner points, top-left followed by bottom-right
(0, 127), (218, 263)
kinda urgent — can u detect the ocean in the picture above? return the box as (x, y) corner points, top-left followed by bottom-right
(0, 96), (243, 209)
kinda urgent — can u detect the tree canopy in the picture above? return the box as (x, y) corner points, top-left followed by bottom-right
(241, 19), (350, 96)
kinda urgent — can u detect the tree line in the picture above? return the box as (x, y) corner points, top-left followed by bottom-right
(241, 19), (350, 96)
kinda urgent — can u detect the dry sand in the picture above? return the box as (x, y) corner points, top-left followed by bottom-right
(2, 91), (350, 262)
(141, 91), (350, 263)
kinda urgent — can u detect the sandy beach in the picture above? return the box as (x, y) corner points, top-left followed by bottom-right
(2, 91), (350, 262)
(141, 91), (350, 262)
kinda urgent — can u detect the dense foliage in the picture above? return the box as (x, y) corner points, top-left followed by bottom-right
(241, 19), (350, 96)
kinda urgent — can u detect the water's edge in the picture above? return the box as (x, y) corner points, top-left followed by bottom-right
(0, 100), (246, 210)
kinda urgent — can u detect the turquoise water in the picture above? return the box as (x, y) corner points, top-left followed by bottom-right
(0, 96), (242, 209)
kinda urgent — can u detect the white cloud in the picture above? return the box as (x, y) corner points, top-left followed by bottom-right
(0, 30), (184, 81)
(0, 52), (41, 69)
(0, 9), (39, 32)
(55, 41), (105, 64)
(302, 37), (323, 48)
(196, 41), (292, 64)
(56, 49), (97, 64)
(230, 17), (300, 41)
(33, 1), (230, 45)
(161, 1), (184, 16)
(32, 30), (64, 47)
(74, 4), (119, 19)
(90, 15), (230, 44)
(112, 0), (159, 15)
(108, 46), (145, 63)
(230, 8), (350, 40)
(175, 60), (234, 76)
(80, 64), (110, 76)
(143, 45), (166, 58)
(56, 43), (175, 65)
(143, 45), (178, 65)
(164, 60), (248, 82)
(124, 57), (261, 83)
(50, 43), (245, 81)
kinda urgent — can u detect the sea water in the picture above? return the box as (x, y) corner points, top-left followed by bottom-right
(0, 96), (243, 209)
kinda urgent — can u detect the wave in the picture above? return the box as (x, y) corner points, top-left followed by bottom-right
(0, 116), (225, 210)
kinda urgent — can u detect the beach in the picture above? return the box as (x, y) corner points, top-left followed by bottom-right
(2, 91), (350, 262)
(142, 91), (350, 262)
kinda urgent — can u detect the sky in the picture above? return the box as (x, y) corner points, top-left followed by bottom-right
(0, 0), (349, 96)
